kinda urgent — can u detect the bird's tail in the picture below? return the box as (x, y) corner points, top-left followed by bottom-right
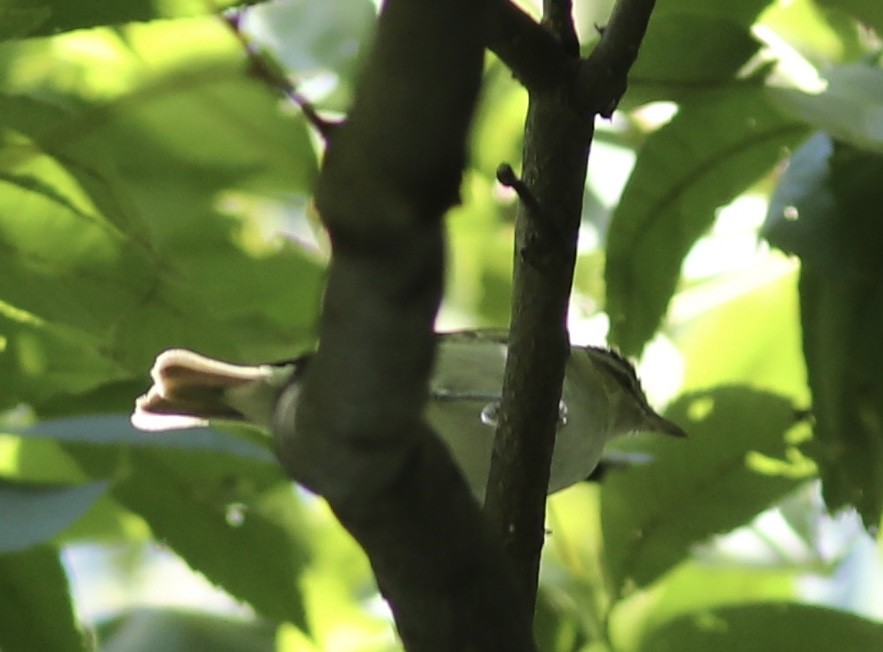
(131, 349), (289, 432)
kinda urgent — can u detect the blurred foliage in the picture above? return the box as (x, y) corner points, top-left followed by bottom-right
(1, 0), (882, 650)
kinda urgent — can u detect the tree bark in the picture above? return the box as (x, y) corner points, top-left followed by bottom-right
(274, 0), (658, 645)
(484, 0), (657, 608)
(273, 0), (536, 649)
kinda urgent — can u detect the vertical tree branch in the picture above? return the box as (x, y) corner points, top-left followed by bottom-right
(483, 58), (593, 611)
(274, 0), (536, 649)
(484, 0), (657, 609)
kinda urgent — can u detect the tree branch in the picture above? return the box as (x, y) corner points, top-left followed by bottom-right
(486, 0), (574, 93)
(273, 0), (536, 649)
(484, 0), (656, 610)
(542, 0), (580, 56)
(576, 0), (656, 117)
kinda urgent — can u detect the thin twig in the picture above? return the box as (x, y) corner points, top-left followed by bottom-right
(219, 8), (338, 139)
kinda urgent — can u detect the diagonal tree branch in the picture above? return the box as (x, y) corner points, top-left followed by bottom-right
(577, 0), (657, 116)
(273, 0), (536, 649)
(486, 0), (574, 93)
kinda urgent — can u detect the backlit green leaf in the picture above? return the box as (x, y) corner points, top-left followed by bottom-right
(24, 415), (310, 630)
(601, 387), (811, 596)
(606, 87), (808, 355)
(638, 602), (883, 651)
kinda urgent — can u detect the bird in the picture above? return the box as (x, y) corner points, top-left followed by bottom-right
(131, 330), (685, 499)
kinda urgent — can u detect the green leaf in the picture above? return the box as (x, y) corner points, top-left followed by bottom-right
(637, 602), (883, 651)
(770, 63), (883, 153)
(678, 265), (808, 404)
(799, 251), (883, 528)
(0, 21), (324, 409)
(760, 0), (869, 64)
(0, 433), (148, 544)
(0, 5), (51, 40)
(23, 415), (310, 629)
(0, 433), (87, 483)
(0, 479), (108, 553)
(0, 0), (262, 39)
(627, 14), (761, 106)
(98, 608), (278, 652)
(611, 563), (798, 652)
(113, 468), (310, 630)
(817, 0), (883, 35)
(534, 586), (588, 652)
(25, 415), (276, 461)
(0, 545), (87, 652)
(654, 0), (776, 26)
(601, 387), (811, 597)
(444, 172), (514, 326)
(762, 132), (837, 267)
(606, 87), (808, 355)
(0, 285), (135, 410)
(764, 137), (883, 528)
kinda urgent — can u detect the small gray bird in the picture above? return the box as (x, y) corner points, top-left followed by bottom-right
(132, 330), (684, 498)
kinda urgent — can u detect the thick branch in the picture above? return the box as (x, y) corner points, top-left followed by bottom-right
(542, 0), (579, 55)
(484, 96), (593, 612)
(274, 0), (535, 649)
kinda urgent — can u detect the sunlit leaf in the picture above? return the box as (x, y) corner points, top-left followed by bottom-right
(770, 63), (883, 153)
(444, 172), (514, 326)
(23, 415), (310, 630)
(606, 87), (808, 355)
(0, 0), (262, 39)
(676, 263), (808, 403)
(637, 602), (883, 651)
(99, 608), (277, 652)
(759, 0), (868, 65)
(0, 21), (324, 411)
(611, 562), (798, 652)
(601, 387), (810, 597)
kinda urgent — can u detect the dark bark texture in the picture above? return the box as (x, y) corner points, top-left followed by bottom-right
(274, 0), (536, 650)
(485, 0), (657, 609)
(274, 0), (656, 648)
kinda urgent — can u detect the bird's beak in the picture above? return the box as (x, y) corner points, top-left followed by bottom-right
(647, 411), (687, 438)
